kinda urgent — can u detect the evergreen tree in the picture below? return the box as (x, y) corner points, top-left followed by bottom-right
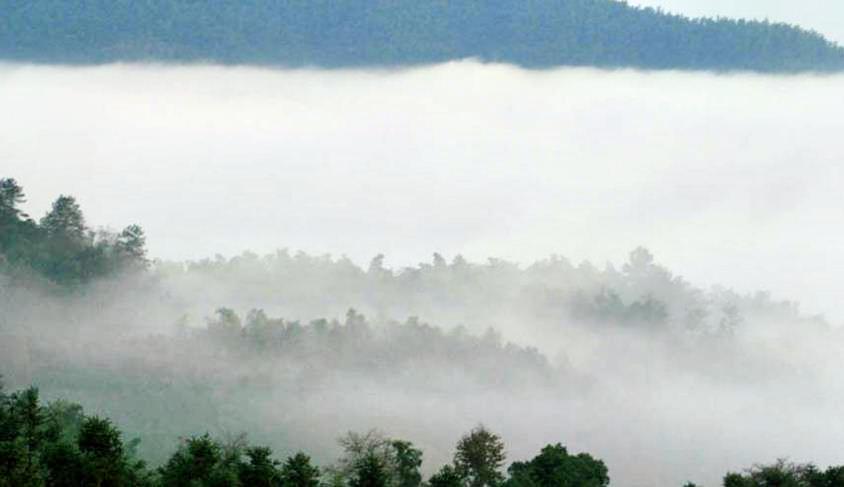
(0, 178), (27, 225)
(239, 446), (282, 487)
(41, 196), (86, 242)
(159, 434), (223, 486)
(280, 452), (320, 487)
(78, 417), (125, 487)
(116, 224), (149, 269)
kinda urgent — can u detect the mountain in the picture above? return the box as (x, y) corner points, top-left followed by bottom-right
(2, 0), (843, 72)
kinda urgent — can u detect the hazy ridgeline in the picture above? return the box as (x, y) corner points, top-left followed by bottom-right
(3, 63), (844, 486)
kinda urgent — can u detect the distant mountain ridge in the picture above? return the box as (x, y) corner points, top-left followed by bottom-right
(2, 0), (843, 72)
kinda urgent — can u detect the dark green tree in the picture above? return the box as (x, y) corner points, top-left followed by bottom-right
(0, 387), (40, 487)
(14, 387), (46, 485)
(1, 179), (152, 284)
(0, 178), (28, 237)
(115, 224), (148, 269)
(78, 417), (125, 487)
(350, 454), (389, 487)
(720, 459), (844, 487)
(506, 443), (608, 487)
(41, 196), (86, 241)
(392, 440), (423, 487)
(41, 439), (83, 487)
(0, 178), (38, 275)
(240, 446), (282, 487)
(454, 425), (506, 487)
(429, 465), (464, 487)
(0, 384), (150, 487)
(280, 452), (320, 487)
(159, 434), (223, 486)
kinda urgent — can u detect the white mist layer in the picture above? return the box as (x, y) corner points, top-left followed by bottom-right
(2, 62), (844, 486)
(2, 62), (842, 322)
(3, 62), (841, 323)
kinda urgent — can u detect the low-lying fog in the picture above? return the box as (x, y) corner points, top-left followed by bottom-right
(2, 62), (843, 487)
(0, 62), (844, 318)
(2, 62), (843, 321)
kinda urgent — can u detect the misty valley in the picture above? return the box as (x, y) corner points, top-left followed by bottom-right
(2, 178), (843, 487)
(3, 1), (844, 482)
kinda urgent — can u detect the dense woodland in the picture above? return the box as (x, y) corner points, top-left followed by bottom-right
(1, 0), (843, 72)
(5, 384), (844, 487)
(3, 178), (844, 485)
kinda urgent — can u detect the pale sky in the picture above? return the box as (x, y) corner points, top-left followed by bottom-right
(632, 0), (844, 45)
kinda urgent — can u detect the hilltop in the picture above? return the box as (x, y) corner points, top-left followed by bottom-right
(2, 0), (843, 72)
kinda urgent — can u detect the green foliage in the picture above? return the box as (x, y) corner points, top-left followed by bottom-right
(0, 178), (28, 236)
(227, 308), (553, 387)
(329, 431), (424, 487)
(158, 433), (295, 487)
(41, 439), (84, 487)
(350, 454), (389, 487)
(392, 440), (423, 487)
(7, 383), (844, 487)
(722, 459), (844, 487)
(116, 225), (149, 271)
(0, 178), (148, 286)
(239, 446), (282, 486)
(41, 196), (86, 241)
(506, 443), (609, 487)
(280, 452), (320, 487)
(1, 0), (843, 72)
(429, 465), (465, 487)
(159, 434), (224, 485)
(78, 417), (126, 486)
(0, 178), (38, 273)
(0, 385), (151, 487)
(454, 426), (507, 487)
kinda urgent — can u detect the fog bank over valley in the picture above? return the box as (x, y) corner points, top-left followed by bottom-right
(2, 62), (844, 487)
(2, 62), (841, 321)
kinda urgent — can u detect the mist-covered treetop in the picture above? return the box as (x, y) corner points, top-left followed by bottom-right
(1, 0), (843, 72)
(0, 177), (148, 287)
(158, 245), (812, 336)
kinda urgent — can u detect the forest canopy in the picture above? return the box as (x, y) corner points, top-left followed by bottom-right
(1, 0), (843, 72)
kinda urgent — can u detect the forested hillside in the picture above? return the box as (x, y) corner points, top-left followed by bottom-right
(3, 178), (844, 485)
(1, 0), (843, 72)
